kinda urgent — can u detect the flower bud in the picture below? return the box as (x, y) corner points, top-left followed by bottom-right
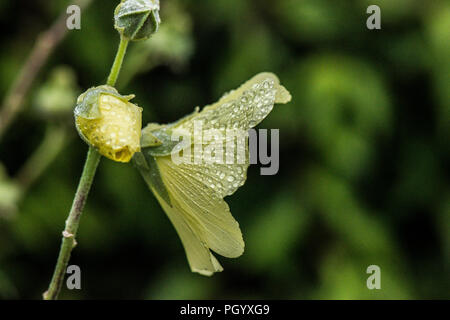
(74, 85), (142, 162)
(114, 0), (161, 41)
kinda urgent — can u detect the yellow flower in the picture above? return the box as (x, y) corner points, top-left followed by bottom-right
(75, 86), (142, 162)
(134, 73), (291, 275)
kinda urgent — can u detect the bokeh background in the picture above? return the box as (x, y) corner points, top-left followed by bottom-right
(0, 0), (449, 299)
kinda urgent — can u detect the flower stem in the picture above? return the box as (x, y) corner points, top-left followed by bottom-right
(44, 34), (130, 300)
(43, 147), (100, 300)
(107, 35), (129, 86)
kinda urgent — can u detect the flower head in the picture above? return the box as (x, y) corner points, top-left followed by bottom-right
(75, 85), (142, 162)
(134, 73), (291, 275)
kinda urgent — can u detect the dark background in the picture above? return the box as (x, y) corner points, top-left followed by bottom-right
(0, 0), (448, 299)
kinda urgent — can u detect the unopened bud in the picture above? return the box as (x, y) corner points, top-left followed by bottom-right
(74, 85), (142, 162)
(114, 0), (161, 41)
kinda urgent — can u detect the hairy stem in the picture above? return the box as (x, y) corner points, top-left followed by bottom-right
(107, 35), (129, 86)
(43, 147), (100, 300)
(44, 32), (130, 300)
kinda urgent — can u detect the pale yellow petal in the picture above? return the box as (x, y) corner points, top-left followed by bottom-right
(173, 72), (289, 134)
(138, 72), (291, 275)
(157, 156), (245, 258)
(152, 191), (223, 276)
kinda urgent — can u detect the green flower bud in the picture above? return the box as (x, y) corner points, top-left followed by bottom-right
(114, 0), (161, 41)
(74, 85), (142, 163)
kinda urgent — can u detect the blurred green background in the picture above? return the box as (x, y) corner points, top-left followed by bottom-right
(0, 0), (449, 299)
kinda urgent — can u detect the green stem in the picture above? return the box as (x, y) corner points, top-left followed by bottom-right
(107, 35), (129, 86)
(44, 34), (130, 300)
(43, 147), (100, 300)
